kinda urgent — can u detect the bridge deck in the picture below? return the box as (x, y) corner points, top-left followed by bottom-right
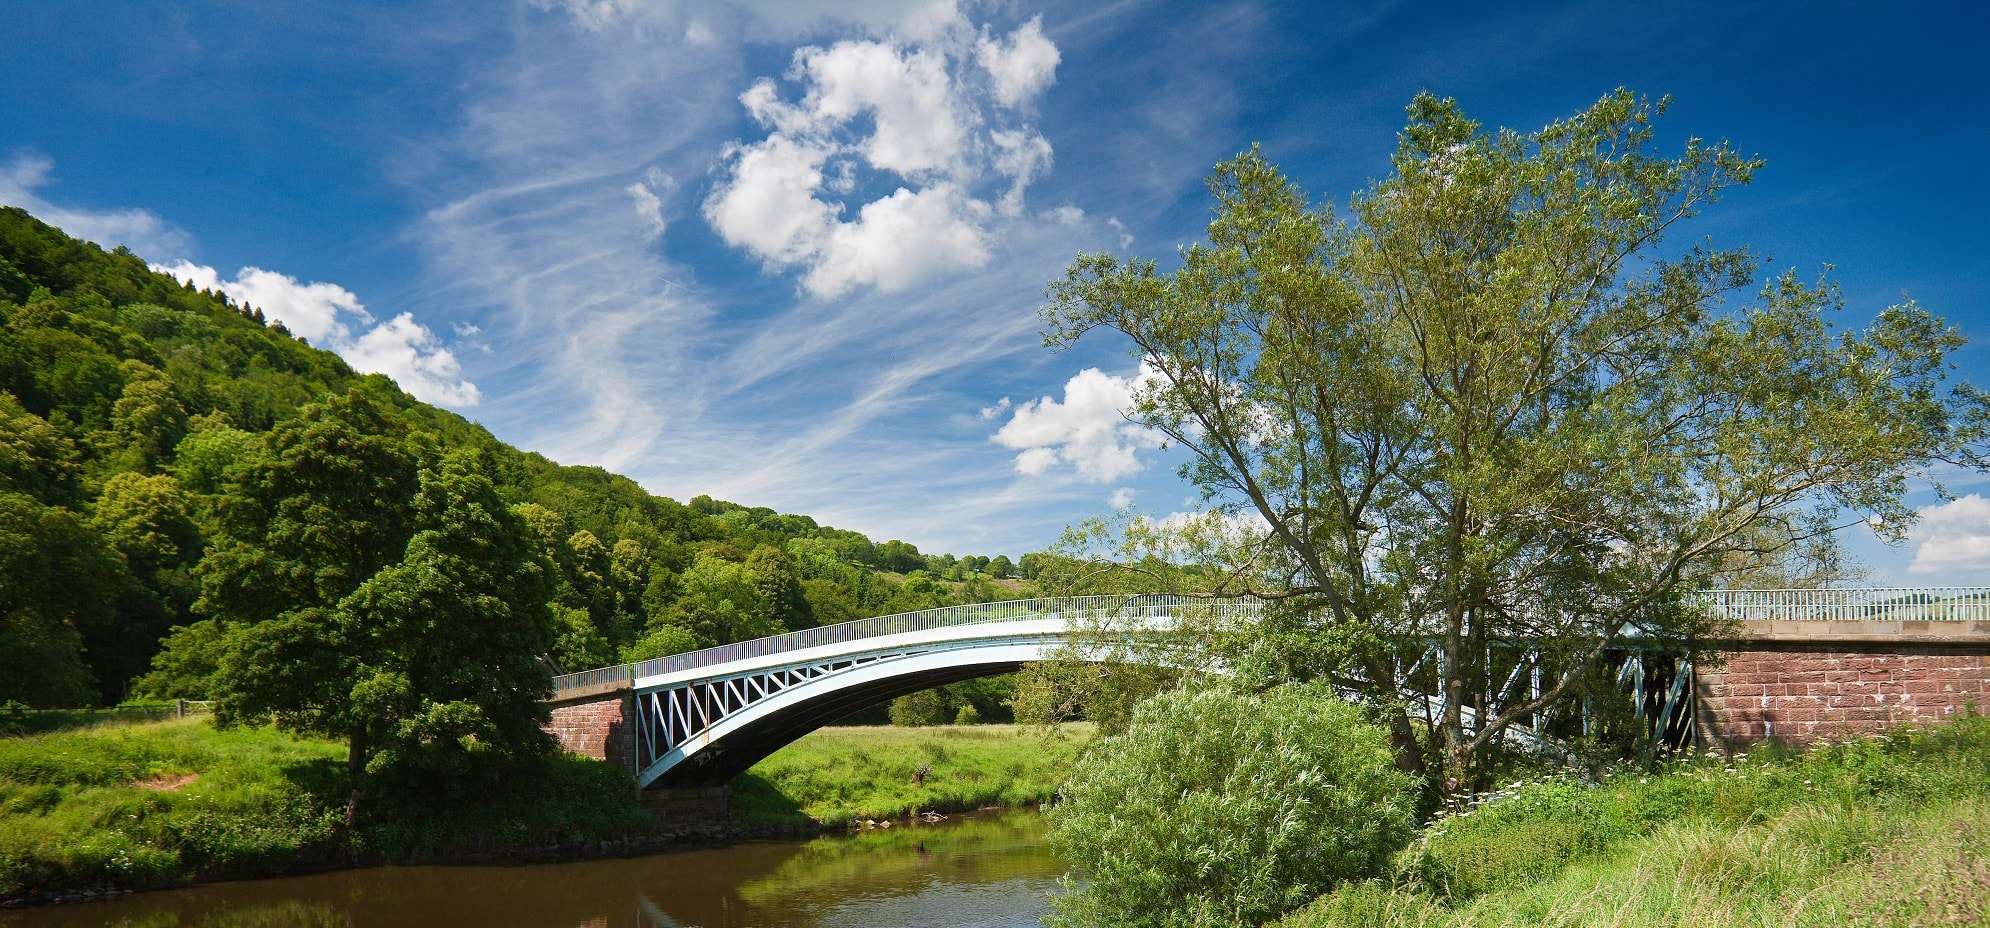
(550, 587), (1990, 701)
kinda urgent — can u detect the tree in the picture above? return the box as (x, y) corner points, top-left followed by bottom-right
(0, 492), (110, 705)
(88, 472), (201, 695)
(106, 361), (186, 468)
(133, 617), (229, 699)
(0, 391), (80, 504)
(1042, 91), (1989, 788)
(620, 622), (704, 663)
(196, 389), (430, 628)
(657, 556), (782, 645)
(877, 539), (924, 573)
(747, 544), (815, 631)
(170, 413), (256, 496)
(1047, 685), (1415, 928)
(215, 452), (556, 824)
(987, 554), (1015, 578)
(888, 689), (948, 726)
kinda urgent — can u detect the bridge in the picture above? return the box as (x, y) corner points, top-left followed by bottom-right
(543, 588), (1990, 804)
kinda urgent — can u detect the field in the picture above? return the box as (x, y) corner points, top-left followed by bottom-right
(733, 723), (1094, 823)
(1281, 714), (1990, 927)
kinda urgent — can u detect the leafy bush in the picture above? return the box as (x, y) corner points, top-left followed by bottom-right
(888, 689), (948, 727)
(954, 703), (982, 725)
(1047, 684), (1416, 928)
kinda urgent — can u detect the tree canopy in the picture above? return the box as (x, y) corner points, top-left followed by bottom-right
(1042, 90), (1989, 785)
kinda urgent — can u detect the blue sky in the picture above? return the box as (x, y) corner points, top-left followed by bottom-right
(4, 1), (1988, 579)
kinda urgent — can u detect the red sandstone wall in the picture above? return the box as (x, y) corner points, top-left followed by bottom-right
(545, 695), (631, 771)
(1697, 648), (1990, 748)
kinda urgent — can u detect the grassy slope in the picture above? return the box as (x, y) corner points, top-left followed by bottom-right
(733, 723), (1094, 823)
(1283, 714), (1990, 928)
(0, 719), (1089, 903)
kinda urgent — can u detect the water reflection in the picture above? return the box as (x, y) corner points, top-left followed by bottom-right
(0, 811), (1061, 928)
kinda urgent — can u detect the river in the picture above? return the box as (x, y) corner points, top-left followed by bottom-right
(0, 810), (1063, 928)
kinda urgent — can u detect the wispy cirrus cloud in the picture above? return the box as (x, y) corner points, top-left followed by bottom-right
(396, 0), (1123, 552)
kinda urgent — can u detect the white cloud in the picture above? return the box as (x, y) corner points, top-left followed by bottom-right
(157, 260), (369, 343)
(978, 396), (1011, 420)
(976, 16), (1060, 108)
(1906, 494), (1990, 576)
(152, 261), (481, 408)
(992, 364), (1164, 482)
(344, 313), (483, 408)
(625, 168), (673, 240)
(790, 40), (967, 177)
(704, 9), (1061, 298)
(802, 183), (990, 297)
(526, 0), (637, 31)
(1108, 486), (1135, 509)
(0, 151), (193, 261)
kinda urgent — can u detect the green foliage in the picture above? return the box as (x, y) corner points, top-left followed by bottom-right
(0, 491), (114, 706)
(888, 690), (948, 727)
(730, 723), (1093, 824)
(132, 619), (228, 699)
(954, 703), (981, 725)
(0, 717), (647, 903)
(1048, 685), (1417, 928)
(1040, 91), (1990, 785)
(656, 555), (783, 645)
(620, 623), (704, 663)
(215, 451), (557, 812)
(1282, 715), (1990, 928)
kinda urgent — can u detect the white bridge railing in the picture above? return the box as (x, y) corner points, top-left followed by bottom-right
(550, 587), (1988, 700)
(1690, 587), (1990, 624)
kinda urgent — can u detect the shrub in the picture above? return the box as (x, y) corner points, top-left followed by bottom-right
(954, 703), (982, 725)
(888, 690), (948, 727)
(1047, 684), (1416, 928)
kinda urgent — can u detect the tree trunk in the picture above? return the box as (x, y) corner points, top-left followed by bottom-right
(344, 730), (368, 833)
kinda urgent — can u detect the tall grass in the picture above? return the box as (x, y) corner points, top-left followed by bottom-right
(0, 718), (648, 903)
(733, 723), (1094, 823)
(1282, 714), (1990, 927)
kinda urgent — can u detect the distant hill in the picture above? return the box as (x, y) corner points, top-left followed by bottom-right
(0, 207), (1030, 706)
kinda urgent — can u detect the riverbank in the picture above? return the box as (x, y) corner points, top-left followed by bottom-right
(0, 718), (1091, 906)
(1279, 713), (1990, 927)
(733, 723), (1093, 823)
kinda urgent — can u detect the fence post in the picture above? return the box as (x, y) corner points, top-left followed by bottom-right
(175, 699), (186, 719)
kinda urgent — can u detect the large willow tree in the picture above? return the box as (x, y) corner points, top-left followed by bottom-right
(1045, 90), (1988, 786)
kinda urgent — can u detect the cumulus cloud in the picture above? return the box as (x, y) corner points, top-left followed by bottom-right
(1108, 486), (1135, 509)
(155, 260), (368, 343)
(978, 396), (1012, 420)
(152, 261), (481, 408)
(704, 8), (1060, 298)
(344, 313), (483, 407)
(1906, 494), (1990, 576)
(0, 151), (193, 261)
(976, 16), (1060, 108)
(992, 364), (1164, 482)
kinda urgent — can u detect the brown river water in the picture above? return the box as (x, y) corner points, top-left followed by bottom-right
(0, 810), (1062, 928)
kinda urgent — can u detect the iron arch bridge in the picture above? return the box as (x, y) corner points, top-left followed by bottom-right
(546, 588), (1990, 790)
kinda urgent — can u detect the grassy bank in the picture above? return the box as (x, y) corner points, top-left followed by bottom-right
(1282, 714), (1990, 927)
(0, 718), (1088, 904)
(0, 718), (633, 904)
(733, 723), (1093, 823)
